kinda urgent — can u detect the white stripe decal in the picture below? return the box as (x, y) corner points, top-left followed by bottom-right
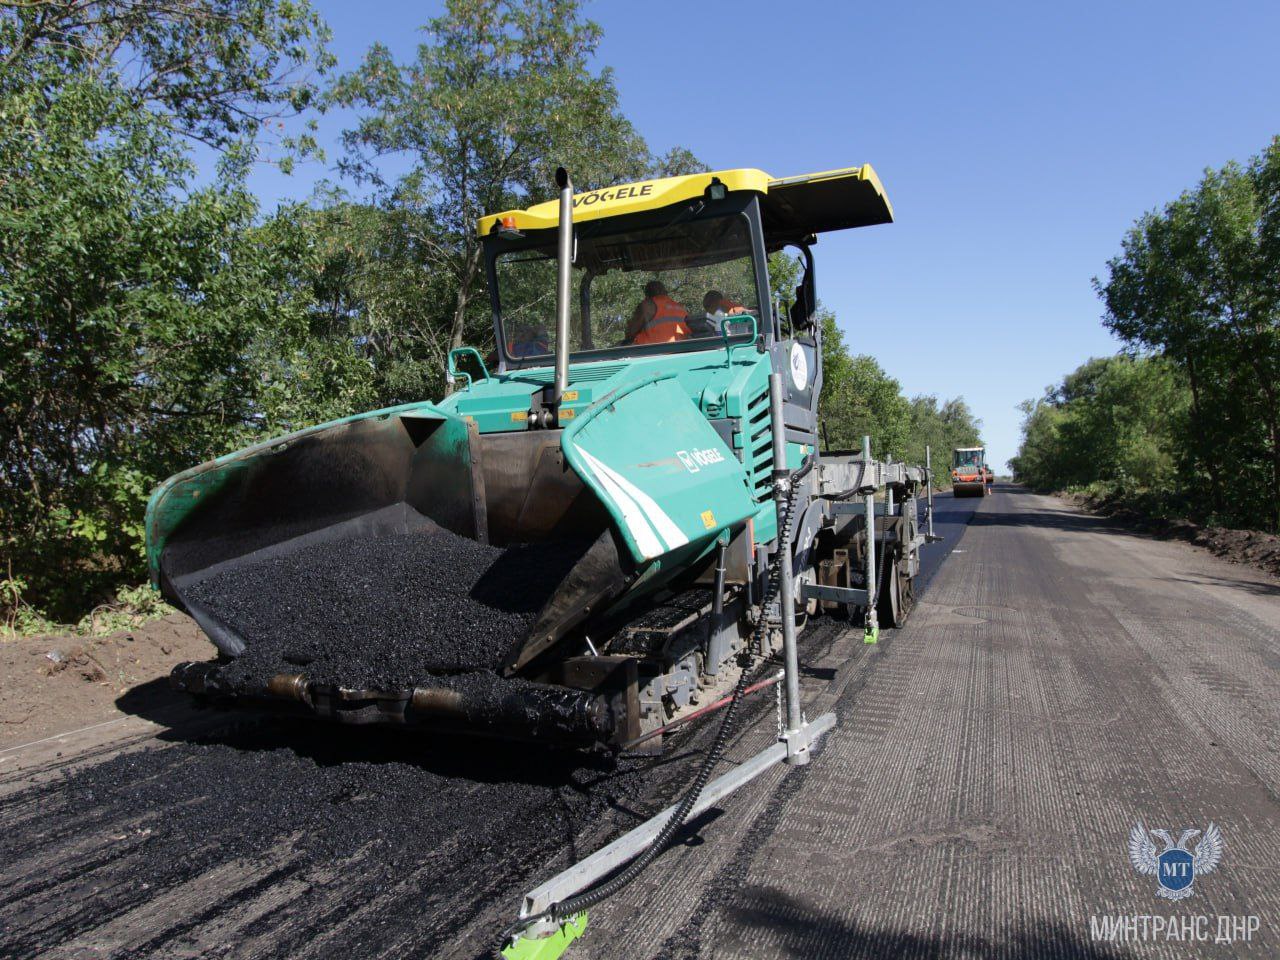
(579, 449), (665, 559)
(589, 455), (689, 550)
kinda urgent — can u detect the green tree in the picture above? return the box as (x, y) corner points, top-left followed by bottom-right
(1009, 398), (1069, 491)
(1011, 356), (1188, 505)
(329, 0), (655, 366)
(1096, 137), (1280, 529)
(817, 313), (912, 458)
(0, 1), (333, 159)
(814, 311), (979, 478)
(0, 72), (372, 619)
(906, 395), (983, 487)
(0, 3), (352, 621)
(298, 198), (466, 405)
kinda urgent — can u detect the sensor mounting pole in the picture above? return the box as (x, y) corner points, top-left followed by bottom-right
(768, 372), (810, 763)
(553, 167), (573, 411)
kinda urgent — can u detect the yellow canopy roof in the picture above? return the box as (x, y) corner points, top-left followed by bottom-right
(476, 164), (893, 238)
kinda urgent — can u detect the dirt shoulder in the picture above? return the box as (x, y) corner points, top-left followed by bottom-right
(0, 613), (214, 748)
(1060, 490), (1280, 581)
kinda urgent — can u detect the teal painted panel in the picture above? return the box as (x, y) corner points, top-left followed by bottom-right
(144, 400), (455, 584)
(564, 375), (756, 563)
(437, 345), (781, 550)
(440, 347), (768, 436)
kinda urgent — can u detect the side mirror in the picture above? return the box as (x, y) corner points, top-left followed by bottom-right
(721, 314), (759, 367)
(788, 283), (815, 331)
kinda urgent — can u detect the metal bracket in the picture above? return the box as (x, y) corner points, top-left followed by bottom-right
(799, 582), (869, 606)
(830, 501), (895, 517)
(503, 913), (588, 959)
(782, 713), (831, 766)
(515, 711), (836, 937)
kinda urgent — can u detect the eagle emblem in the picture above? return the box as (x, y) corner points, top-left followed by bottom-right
(1128, 822), (1223, 900)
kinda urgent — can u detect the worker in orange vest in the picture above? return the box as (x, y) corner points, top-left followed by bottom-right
(507, 325), (550, 358)
(685, 290), (738, 337)
(627, 280), (690, 345)
(691, 289), (749, 338)
(704, 290), (747, 317)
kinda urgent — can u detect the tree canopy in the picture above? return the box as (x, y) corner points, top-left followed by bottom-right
(1, 0), (334, 157)
(1015, 135), (1280, 532)
(327, 0), (658, 379)
(1011, 355), (1187, 497)
(1, 1), (347, 621)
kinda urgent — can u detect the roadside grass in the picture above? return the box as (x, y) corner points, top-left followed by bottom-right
(1, 576), (173, 641)
(1060, 479), (1200, 525)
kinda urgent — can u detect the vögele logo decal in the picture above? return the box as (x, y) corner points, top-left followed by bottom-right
(676, 448), (725, 474)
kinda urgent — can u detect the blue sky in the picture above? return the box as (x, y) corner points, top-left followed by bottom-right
(240, 0), (1280, 470)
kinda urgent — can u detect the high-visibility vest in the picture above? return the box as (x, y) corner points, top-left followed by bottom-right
(634, 295), (690, 345)
(508, 336), (549, 357)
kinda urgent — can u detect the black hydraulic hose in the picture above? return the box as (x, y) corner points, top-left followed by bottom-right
(866, 521), (893, 614)
(500, 457), (814, 949)
(863, 484), (899, 618)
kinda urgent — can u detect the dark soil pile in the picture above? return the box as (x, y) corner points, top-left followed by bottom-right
(182, 528), (592, 689)
(1065, 492), (1280, 581)
(1186, 524), (1280, 579)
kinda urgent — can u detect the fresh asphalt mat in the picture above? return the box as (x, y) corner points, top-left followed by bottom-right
(0, 620), (849, 959)
(3, 486), (1278, 958)
(183, 527), (594, 684)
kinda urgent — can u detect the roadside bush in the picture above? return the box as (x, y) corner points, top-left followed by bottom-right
(0, 72), (374, 622)
(1012, 355), (1194, 519)
(1089, 135), (1280, 531)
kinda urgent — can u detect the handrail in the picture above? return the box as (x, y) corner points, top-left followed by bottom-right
(447, 346), (491, 391)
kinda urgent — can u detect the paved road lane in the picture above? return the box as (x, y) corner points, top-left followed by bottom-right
(916, 489), (985, 594)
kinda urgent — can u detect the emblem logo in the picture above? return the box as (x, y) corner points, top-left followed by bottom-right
(1128, 822), (1223, 900)
(676, 448), (725, 473)
(789, 342), (809, 392)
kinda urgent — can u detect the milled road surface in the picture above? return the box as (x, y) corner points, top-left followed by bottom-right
(583, 486), (1280, 958)
(3, 486), (1277, 958)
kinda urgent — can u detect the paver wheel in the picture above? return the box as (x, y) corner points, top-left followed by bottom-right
(877, 557), (914, 628)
